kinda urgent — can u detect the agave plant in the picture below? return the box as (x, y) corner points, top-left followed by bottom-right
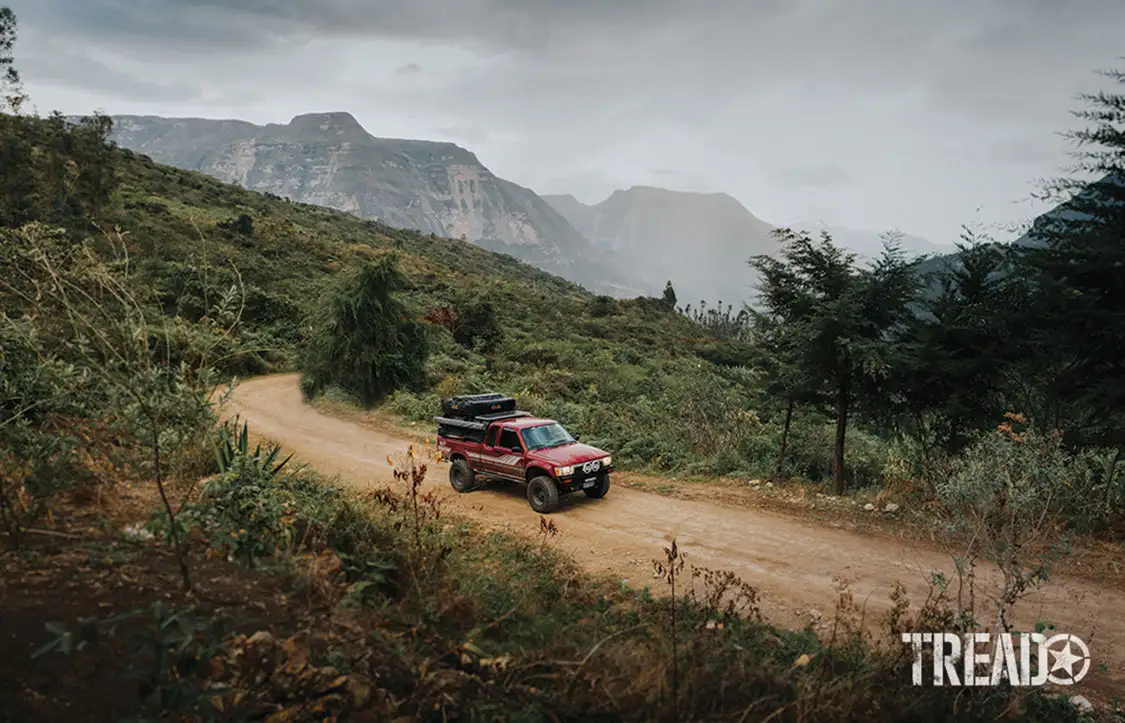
(213, 415), (293, 479)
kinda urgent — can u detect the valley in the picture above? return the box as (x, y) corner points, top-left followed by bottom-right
(105, 112), (951, 307)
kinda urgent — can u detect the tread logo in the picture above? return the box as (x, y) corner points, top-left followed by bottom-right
(902, 632), (1090, 686)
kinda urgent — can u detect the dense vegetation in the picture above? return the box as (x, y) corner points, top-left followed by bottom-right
(1, 7), (1122, 719)
(674, 87), (1125, 537)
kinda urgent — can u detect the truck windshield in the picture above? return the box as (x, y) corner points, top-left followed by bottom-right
(521, 423), (575, 450)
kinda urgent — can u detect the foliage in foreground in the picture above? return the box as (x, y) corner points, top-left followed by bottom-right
(24, 433), (1098, 722)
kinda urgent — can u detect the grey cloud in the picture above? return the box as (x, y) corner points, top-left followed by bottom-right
(769, 164), (853, 190)
(20, 36), (201, 101)
(14, 0), (785, 53)
(16, 0), (1125, 126)
(435, 125), (489, 145)
(985, 139), (1064, 166)
(9, 0), (1123, 243)
(14, 0), (279, 56)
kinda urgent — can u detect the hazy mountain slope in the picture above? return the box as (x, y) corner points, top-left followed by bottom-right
(788, 224), (949, 262)
(544, 189), (946, 307)
(914, 173), (1124, 283)
(545, 187), (776, 306)
(105, 113), (644, 296)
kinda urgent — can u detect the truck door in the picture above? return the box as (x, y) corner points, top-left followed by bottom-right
(487, 427), (525, 481)
(477, 424), (501, 476)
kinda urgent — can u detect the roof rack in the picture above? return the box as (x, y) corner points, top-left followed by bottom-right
(475, 410), (532, 422)
(434, 410), (532, 431)
(435, 416), (487, 431)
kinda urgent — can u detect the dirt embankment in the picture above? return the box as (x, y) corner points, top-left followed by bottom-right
(224, 374), (1125, 701)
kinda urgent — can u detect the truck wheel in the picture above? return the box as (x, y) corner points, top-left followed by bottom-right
(527, 476), (560, 513)
(584, 474), (610, 499)
(450, 459), (476, 493)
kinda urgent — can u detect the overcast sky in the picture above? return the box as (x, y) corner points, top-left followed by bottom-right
(10, 0), (1125, 244)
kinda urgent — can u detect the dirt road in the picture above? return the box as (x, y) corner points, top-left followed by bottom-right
(225, 374), (1124, 698)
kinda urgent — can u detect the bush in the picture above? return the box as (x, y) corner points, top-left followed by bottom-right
(930, 415), (1124, 632)
(587, 295), (618, 317)
(300, 256), (430, 406)
(452, 295), (503, 352)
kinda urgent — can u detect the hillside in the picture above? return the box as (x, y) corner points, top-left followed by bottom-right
(104, 112), (647, 297)
(544, 186), (776, 307)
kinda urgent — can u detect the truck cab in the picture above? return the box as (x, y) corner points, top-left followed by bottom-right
(435, 395), (612, 513)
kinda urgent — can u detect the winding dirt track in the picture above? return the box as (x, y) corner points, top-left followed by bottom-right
(226, 374), (1124, 699)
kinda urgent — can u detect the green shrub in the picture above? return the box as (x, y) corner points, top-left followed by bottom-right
(299, 256), (430, 407)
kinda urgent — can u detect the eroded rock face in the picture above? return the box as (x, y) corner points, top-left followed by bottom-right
(106, 113), (641, 296)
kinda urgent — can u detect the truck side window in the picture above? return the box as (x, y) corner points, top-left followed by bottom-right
(498, 429), (521, 451)
(485, 426), (499, 447)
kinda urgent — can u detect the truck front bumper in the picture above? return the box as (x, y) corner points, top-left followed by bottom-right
(558, 468), (612, 494)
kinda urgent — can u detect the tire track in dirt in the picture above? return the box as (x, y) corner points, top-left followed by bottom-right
(224, 374), (1125, 700)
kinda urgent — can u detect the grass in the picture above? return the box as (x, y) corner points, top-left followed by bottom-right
(3, 434), (1109, 721)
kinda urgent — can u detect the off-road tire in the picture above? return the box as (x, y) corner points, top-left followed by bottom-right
(584, 473), (610, 499)
(450, 459), (476, 493)
(527, 476), (560, 514)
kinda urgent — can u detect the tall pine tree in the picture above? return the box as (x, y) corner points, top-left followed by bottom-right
(751, 229), (917, 494)
(893, 231), (1021, 456)
(1014, 65), (1125, 448)
(0, 6), (24, 112)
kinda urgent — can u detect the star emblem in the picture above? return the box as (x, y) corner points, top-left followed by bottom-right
(1044, 634), (1091, 685)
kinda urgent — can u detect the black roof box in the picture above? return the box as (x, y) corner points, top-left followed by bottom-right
(440, 393), (516, 419)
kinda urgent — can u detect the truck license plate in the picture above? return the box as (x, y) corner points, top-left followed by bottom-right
(583, 478), (597, 488)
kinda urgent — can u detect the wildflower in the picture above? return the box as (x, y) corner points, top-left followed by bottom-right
(122, 522), (155, 542)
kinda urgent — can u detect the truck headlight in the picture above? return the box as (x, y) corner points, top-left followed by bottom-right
(603, 456), (612, 467)
(555, 465), (573, 477)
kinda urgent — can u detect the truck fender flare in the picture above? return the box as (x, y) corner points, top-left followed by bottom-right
(525, 466), (551, 482)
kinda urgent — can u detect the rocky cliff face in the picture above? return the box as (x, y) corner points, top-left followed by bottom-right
(544, 187), (777, 307)
(107, 113), (641, 295)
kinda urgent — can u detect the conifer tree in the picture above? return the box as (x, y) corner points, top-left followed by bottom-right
(1014, 65), (1125, 447)
(300, 256), (429, 406)
(751, 229), (917, 494)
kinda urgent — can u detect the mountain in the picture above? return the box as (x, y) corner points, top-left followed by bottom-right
(787, 224), (950, 263)
(543, 189), (948, 307)
(543, 187), (776, 307)
(104, 113), (646, 297)
(914, 173), (1125, 283)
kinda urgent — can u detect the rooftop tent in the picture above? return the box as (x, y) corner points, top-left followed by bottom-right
(440, 393), (516, 419)
(435, 416), (488, 443)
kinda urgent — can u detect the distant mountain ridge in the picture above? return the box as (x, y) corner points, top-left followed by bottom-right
(544, 189), (944, 307)
(544, 187), (777, 306)
(786, 224), (951, 262)
(104, 112), (647, 297)
(102, 111), (947, 306)
(914, 173), (1125, 283)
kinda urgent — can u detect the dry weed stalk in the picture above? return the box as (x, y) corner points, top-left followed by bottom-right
(653, 538), (687, 719)
(384, 443), (450, 599)
(537, 515), (559, 548)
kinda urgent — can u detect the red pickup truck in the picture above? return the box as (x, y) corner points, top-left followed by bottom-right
(435, 394), (612, 513)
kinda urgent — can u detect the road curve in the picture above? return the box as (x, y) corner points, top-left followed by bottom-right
(224, 373), (1124, 698)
